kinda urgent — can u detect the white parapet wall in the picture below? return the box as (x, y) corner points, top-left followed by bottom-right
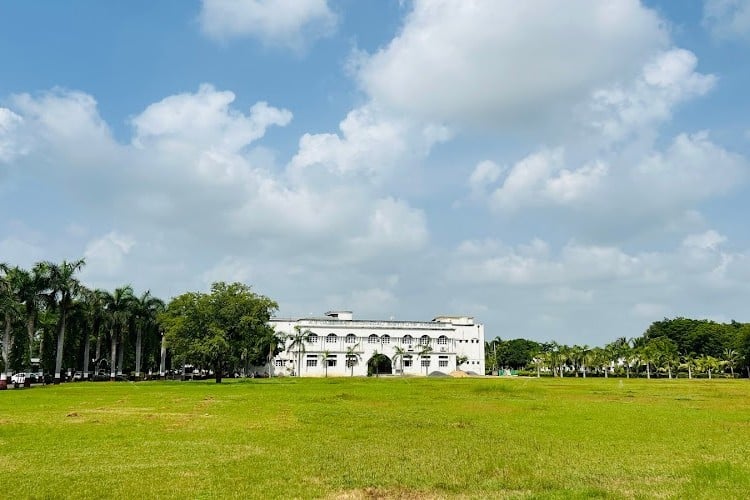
(269, 311), (485, 377)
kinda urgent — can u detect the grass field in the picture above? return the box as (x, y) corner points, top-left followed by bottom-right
(2, 377), (749, 499)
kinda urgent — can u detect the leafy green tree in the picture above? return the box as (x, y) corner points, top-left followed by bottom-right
(160, 282), (277, 383)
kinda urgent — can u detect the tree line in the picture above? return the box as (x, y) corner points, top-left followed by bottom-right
(1, 260), (279, 387)
(486, 318), (750, 378)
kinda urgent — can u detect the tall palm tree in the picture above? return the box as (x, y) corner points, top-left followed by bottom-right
(723, 348), (739, 378)
(287, 326), (311, 377)
(14, 263), (50, 361)
(0, 264), (21, 389)
(258, 328), (284, 377)
(345, 343), (361, 377)
(392, 345), (406, 376)
(418, 344), (433, 376)
(102, 286), (135, 381)
(81, 288), (108, 380)
(132, 291), (164, 380)
(319, 350), (332, 377)
(47, 259), (85, 384)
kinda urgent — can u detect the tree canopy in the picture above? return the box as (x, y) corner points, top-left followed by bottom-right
(159, 282), (277, 383)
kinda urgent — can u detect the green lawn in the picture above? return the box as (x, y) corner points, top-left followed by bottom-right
(1, 377), (749, 499)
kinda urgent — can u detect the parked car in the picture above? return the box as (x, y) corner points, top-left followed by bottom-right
(11, 373), (27, 384)
(73, 371), (84, 381)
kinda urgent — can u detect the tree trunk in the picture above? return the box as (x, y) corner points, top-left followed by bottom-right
(214, 359), (222, 383)
(730, 366), (734, 378)
(646, 363), (650, 380)
(708, 369), (712, 380)
(159, 333), (167, 379)
(110, 328), (117, 381)
(82, 330), (91, 381)
(134, 326), (142, 379)
(53, 312), (67, 384)
(668, 366), (672, 379)
(27, 314), (35, 361)
(688, 365), (692, 379)
(117, 336), (124, 377)
(582, 364), (586, 379)
(95, 327), (102, 362)
(626, 365), (630, 379)
(1, 314), (12, 390)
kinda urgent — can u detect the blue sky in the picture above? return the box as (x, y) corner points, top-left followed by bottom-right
(1, 0), (749, 346)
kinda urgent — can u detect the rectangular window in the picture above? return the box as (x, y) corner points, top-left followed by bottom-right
(404, 359), (413, 367)
(275, 360), (284, 367)
(306, 359), (317, 367)
(346, 359), (357, 367)
(421, 358), (430, 367)
(439, 360), (448, 367)
(327, 358), (337, 367)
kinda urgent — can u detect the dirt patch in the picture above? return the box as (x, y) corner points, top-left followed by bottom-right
(330, 487), (444, 499)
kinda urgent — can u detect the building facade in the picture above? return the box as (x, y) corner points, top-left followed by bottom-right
(269, 311), (485, 377)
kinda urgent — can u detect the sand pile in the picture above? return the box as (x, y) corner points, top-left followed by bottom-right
(449, 370), (469, 378)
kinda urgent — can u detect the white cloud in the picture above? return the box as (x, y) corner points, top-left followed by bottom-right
(132, 84), (292, 153)
(484, 148), (608, 211)
(703, 0), (750, 41)
(82, 232), (135, 280)
(291, 103), (450, 180)
(199, 0), (337, 49)
(0, 108), (23, 163)
(585, 49), (716, 144)
(357, 0), (668, 129)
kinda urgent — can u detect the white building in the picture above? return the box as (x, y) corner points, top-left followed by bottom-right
(269, 311), (485, 377)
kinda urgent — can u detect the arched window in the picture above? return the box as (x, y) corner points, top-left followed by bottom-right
(437, 335), (448, 345)
(345, 334), (356, 344)
(420, 335), (430, 345)
(326, 333), (338, 343)
(308, 333), (318, 343)
(368, 334), (379, 344)
(403, 335), (413, 345)
(381, 334), (390, 344)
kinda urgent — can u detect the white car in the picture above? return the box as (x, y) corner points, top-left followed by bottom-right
(11, 373), (27, 384)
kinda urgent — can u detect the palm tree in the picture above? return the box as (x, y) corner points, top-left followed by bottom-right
(345, 343), (361, 376)
(287, 326), (311, 377)
(14, 263), (50, 361)
(723, 348), (739, 378)
(319, 350), (332, 377)
(681, 353), (696, 379)
(47, 259), (85, 384)
(392, 345), (406, 376)
(698, 355), (719, 379)
(259, 328), (284, 377)
(81, 288), (108, 380)
(132, 291), (164, 380)
(102, 286), (135, 381)
(418, 344), (433, 376)
(0, 264), (21, 389)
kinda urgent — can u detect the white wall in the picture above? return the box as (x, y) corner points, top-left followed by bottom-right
(268, 314), (485, 377)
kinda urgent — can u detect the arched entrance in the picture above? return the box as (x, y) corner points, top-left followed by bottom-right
(367, 353), (392, 377)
